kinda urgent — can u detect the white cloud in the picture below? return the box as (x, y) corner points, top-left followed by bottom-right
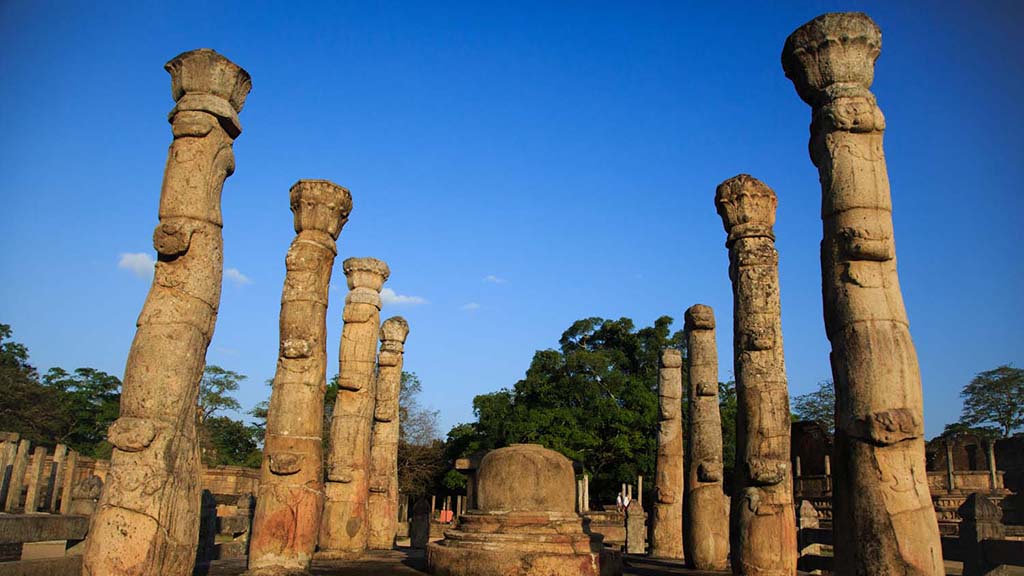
(483, 274), (506, 284)
(225, 267), (252, 285)
(460, 302), (481, 311)
(118, 252), (155, 278)
(381, 288), (427, 306)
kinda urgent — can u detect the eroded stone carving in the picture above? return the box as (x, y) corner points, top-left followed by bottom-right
(715, 175), (796, 575)
(367, 316), (410, 550)
(683, 305), (730, 571)
(782, 12), (943, 575)
(320, 257), (390, 558)
(246, 180), (351, 575)
(650, 349), (684, 559)
(82, 48), (250, 576)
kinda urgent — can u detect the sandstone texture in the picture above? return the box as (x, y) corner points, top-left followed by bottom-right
(367, 316), (411, 550)
(650, 349), (684, 559)
(82, 48), (250, 576)
(321, 257), (390, 558)
(782, 12), (944, 575)
(427, 444), (621, 576)
(246, 180), (352, 575)
(716, 175), (797, 575)
(683, 304), (730, 571)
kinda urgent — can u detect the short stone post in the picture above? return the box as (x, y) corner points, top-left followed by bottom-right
(60, 451), (78, 514)
(47, 444), (67, 512)
(0, 433), (19, 506)
(410, 498), (432, 549)
(247, 180), (351, 574)
(625, 499), (646, 554)
(23, 446), (47, 513)
(583, 474), (590, 512)
(651, 348), (684, 559)
(368, 317), (411, 550)
(321, 257), (390, 557)
(4, 439), (30, 512)
(716, 174), (797, 574)
(683, 304), (730, 571)
(83, 49), (250, 576)
(783, 13), (944, 575)
(987, 440), (998, 490)
(947, 440), (957, 491)
(958, 493), (1004, 576)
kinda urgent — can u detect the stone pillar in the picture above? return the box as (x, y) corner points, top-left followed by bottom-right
(368, 316), (410, 550)
(410, 498), (431, 549)
(60, 451), (78, 514)
(47, 444), (68, 512)
(321, 257), (390, 558)
(246, 180), (351, 574)
(583, 474), (590, 512)
(946, 441), (956, 491)
(651, 349), (684, 559)
(958, 493), (1003, 576)
(23, 446), (47, 513)
(683, 304), (730, 571)
(715, 174), (797, 575)
(782, 13), (944, 575)
(988, 440), (998, 491)
(638, 476), (643, 507)
(82, 49), (250, 576)
(625, 499), (646, 554)
(4, 439), (29, 512)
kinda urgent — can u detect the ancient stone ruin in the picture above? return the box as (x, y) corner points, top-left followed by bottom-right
(650, 348), (684, 559)
(82, 48), (251, 576)
(427, 444), (622, 576)
(368, 316), (411, 550)
(246, 180), (352, 575)
(716, 174), (797, 575)
(782, 12), (944, 575)
(683, 304), (730, 571)
(321, 257), (390, 558)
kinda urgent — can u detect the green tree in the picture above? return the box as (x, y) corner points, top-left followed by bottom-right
(199, 365), (244, 423)
(41, 367), (122, 458)
(0, 323), (60, 445)
(202, 415), (263, 467)
(792, 379), (835, 434)
(719, 380), (737, 479)
(959, 364), (1024, 437)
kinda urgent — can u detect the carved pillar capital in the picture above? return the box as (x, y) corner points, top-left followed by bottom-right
(714, 174), (777, 246)
(684, 304), (715, 332)
(289, 180), (352, 240)
(343, 257), (391, 292)
(781, 12), (881, 107)
(165, 49), (251, 137)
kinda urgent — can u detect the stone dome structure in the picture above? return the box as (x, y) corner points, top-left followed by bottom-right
(476, 444), (576, 513)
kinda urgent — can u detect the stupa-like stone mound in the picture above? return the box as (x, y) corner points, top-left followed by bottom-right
(427, 444), (621, 576)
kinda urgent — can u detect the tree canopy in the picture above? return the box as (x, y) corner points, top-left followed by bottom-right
(958, 364), (1024, 437)
(792, 379), (835, 434)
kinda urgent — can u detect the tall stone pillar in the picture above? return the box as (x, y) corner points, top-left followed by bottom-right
(246, 180), (352, 575)
(367, 316), (410, 550)
(782, 13), (944, 575)
(82, 49), (249, 576)
(320, 257), (390, 558)
(715, 174), (797, 575)
(683, 304), (730, 571)
(650, 349), (684, 559)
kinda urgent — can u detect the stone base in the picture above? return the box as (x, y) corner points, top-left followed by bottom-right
(313, 549), (364, 561)
(426, 511), (622, 576)
(241, 567), (312, 576)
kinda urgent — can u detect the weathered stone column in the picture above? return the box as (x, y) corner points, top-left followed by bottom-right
(782, 13), (944, 575)
(321, 257), (390, 557)
(650, 349), (684, 559)
(246, 180), (351, 575)
(82, 49), (250, 576)
(683, 304), (730, 571)
(715, 174), (797, 575)
(367, 316), (410, 550)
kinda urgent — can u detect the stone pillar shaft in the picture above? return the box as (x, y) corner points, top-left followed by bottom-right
(321, 257), (390, 557)
(683, 305), (730, 571)
(716, 175), (796, 575)
(368, 317), (410, 550)
(783, 13), (943, 575)
(987, 441), (998, 490)
(82, 48), (250, 576)
(247, 180), (351, 574)
(651, 349), (684, 559)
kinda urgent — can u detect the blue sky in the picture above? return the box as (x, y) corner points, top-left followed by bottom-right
(1, 1), (1021, 439)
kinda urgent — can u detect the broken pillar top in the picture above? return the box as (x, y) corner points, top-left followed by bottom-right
(343, 257), (390, 291)
(165, 48), (251, 112)
(684, 304), (715, 331)
(660, 348), (682, 369)
(380, 316), (410, 343)
(476, 444), (575, 514)
(289, 179), (352, 239)
(959, 492), (1001, 522)
(781, 12), (881, 106)
(715, 174), (777, 246)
